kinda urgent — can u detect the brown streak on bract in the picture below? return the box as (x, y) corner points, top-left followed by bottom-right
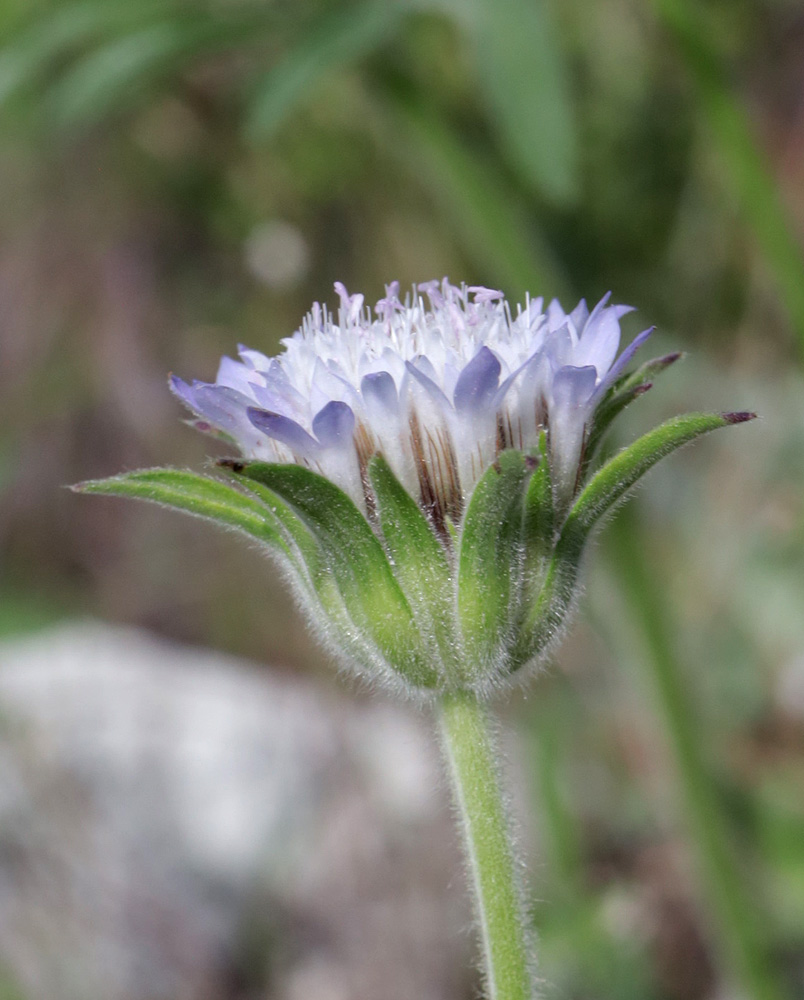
(496, 412), (507, 455)
(428, 424), (461, 523)
(354, 420), (377, 520)
(409, 410), (443, 534)
(425, 427), (450, 533)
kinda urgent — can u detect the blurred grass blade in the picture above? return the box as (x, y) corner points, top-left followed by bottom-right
(0, 0), (184, 108)
(609, 510), (790, 1000)
(382, 87), (570, 299)
(48, 22), (188, 126)
(45, 14), (267, 128)
(653, 0), (804, 352)
(245, 1), (402, 142)
(475, 0), (579, 206)
(0, 7), (105, 106)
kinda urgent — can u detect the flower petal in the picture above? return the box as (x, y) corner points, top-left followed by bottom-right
(453, 346), (502, 414)
(404, 359), (452, 411)
(247, 408), (320, 456)
(361, 371), (399, 414)
(603, 325), (654, 387)
(312, 400), (356, 448)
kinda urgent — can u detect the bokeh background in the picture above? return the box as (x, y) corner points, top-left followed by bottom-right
(1, 1), (803, 998)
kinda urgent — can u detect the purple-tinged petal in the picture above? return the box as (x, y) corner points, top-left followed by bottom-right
(248, 382), (307, 422)
(334, 282), (364, 323)
(405, 360), (452, 410)
(543, 323), (573, 369)
(573, 297), (632, 373)
(551, 365), (598, 409)
(169, 374), (200, 412)
(468, 286), (504, 303)
(375, 281), (402, 322)
(247, 408), (320, 456)
(216, 355), (260, 396)
(410, 354), (440, 383)
(548, 365), (599, 497)
(453, 346), (502, 414)
(491, 355), (533, 409)
(361, 371), (398, 413)
(309, 358), (360, 415)
(569, 298), (589, 332)
(547, 299), (570, 330)
(602, 326), (655, 387)
(172, 382), (255, 435)
(237, 346), (273, 370)
(417, 279), (444, 307)
(581, 292), (613, 331)
(312, 400), (355, 449)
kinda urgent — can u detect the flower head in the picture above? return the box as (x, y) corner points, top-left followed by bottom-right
(79, 279), (751, 698)
(171, 279), (651, 526)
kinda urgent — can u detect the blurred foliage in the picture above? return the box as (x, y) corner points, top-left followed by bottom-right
(0, 0), (803, 998)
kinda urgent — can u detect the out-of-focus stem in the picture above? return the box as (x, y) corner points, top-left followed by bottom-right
(610, 511), (788, 1000)
(439, 690), (536, 1000)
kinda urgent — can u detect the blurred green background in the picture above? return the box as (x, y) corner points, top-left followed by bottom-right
(1, 0), (803, 998)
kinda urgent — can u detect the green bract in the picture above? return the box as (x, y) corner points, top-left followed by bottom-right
(75, 410), (748, 698)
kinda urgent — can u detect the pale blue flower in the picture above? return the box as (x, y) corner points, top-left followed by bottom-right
(171, 279), (652, 521)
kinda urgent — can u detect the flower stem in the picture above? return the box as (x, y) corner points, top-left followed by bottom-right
(439, 690), (536, 1000)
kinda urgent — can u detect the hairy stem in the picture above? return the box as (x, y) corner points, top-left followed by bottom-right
(439, 690), (536, 1000)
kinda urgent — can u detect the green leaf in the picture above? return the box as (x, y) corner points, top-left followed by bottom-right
(215, 462), (389, 677)
(616, 351), (685, 396)
(216, 460), (323, 581)
(522, 434), (554, 590)
(232, 462), (439, 688)
(457, 450), (531, 683)
(566, 412), (748, 545)
(368, 454), (458, 675)
(523, 434), (553, 553)
(475, 0), (579, 205)
(74, 467), (293, 556)
(516, 412), (753, 667)
(584, 352), (684, 467)
(506, 445), (555, 673)
(245, 1), (401, 142)
(77, 466), (392, 678)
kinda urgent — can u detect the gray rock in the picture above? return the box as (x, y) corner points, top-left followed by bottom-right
(0, 622), (473, 1000)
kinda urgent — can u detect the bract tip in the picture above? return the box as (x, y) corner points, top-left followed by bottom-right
(722, 411), (757, 424)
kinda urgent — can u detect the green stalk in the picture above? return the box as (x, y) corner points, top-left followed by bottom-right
(610, 511), (788, 1000)
(439, 690), (536, 1000)
(651, 0), (804, 351)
